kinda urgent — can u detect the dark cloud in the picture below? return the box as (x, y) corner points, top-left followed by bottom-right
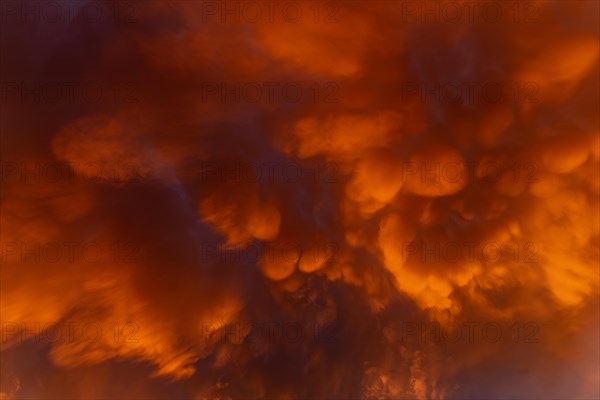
(1, 1), (599, 399)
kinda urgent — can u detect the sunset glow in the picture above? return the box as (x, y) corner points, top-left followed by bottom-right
(1, 1), (599, 399)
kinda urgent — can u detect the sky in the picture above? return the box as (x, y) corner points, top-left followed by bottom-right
(1, 0), (599, 399)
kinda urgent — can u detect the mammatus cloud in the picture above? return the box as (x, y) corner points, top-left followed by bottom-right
(1, 0), (598, 398)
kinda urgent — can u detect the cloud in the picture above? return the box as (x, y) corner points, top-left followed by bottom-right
(1, 0), (598, 398)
